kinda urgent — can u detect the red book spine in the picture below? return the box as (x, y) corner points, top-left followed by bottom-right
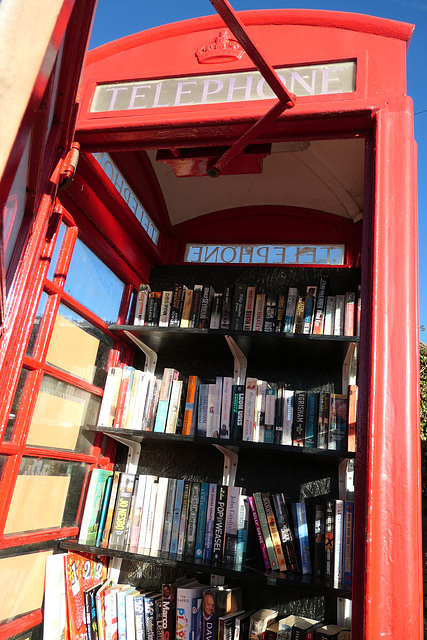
(248, 496), (270, 570)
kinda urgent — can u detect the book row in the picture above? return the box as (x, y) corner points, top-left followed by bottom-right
(97, 365), (357, 453)
(132, 278), (360, 337)
(44, 552), (351, 640)
(78, 471), (249, 572)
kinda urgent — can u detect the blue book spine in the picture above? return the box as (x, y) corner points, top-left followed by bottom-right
(169, 479), (185, 556)
(305, 392), (319, 448)
(144, 596), (157, 640)
(235, 495), (249, 570)
(134, 594), (146, 640)
(95, 474), (113, 546)
(194, 482), (209, 563)
(191, 596), (202, 640)
(295, 503), (312, 575)
(117, 588), (133, 640)
(343, 501), (354, 585)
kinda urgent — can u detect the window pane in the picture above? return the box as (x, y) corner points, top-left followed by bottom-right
(46, 221), (67, 282)
(4, 369), (31, 441)
(4, 458), (87, 535)
(64, 237), (125, 323)
(45, 304), (113, 387)
(26, 375), (100, 453)
(26, 291), (49, 357)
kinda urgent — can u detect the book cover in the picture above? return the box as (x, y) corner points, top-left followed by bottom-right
(282, 389), (294, 446)
(198, 285), (215, 329)
(182, 375), (200, 436)
(184, 481), (201, 560)
(334, 294), (345, 336)
(203, 483), (218, 565)
(197, 383), (209, 437)
(95, 578), (113, 640)
(129, 371), (152, 431)
(328, 394), (348, 452)
(145, 291), (162, 326)
(144, 593), (162, 640)
(261, 493), (287, 571)
(263, 293), (277, 333)
(230, 384), (245, 440)
(242, 377), (257, 441)
(218, 610), (246, 640)
(271, 493), (299, 572)
(159, 290), (173, 327)
(347, 384), (357, 453)
(194, 481), (210, 563)
(161, 578), (195, 640)
(263, 387), (276, 444)
(211, 484), (228, 567)
(79, 468), (113, 545)
(283, 288), (298, 333)
(252, 293), (266, 332)
(206, 383), (217, 438)
(317, 392), (330, 449)
(230, 284), (246, 331)
(191, 596), (203, 640)
(275, 294), (286, 332)
(154, 368), (179, 433)
(134, 284), (151, 326)
(252, 492), (278, 570)
(234, 610), (256, 640)
(161, 478), (177, 556)
(176, 480), (192, 559)
(220, 377), (234, 439)
(312, 276), (328, 335)
(97, 366), (123, 428)
(303, 286), (317, 334)
(220, 286), (233, 330)
(293, 295), (306, 333)
(109, 473), (135, 550)
(292, 390), (307, 447)
(170, 284), (187, 327)
(176, 583), (205, 640)
(305, 392), (319, 448)
(189, 284), (204, 328)
(180, 288), (194, 328)
(313, 503), (325, 579)
(223, 485), (241, 567)
(203, 587), (243, 640)
(210, 293), (223, 329)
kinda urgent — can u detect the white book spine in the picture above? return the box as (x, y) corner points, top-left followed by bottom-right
(97, 367), (123, 427)
(333, 499), (345, 584)
(214, 376), (223, 436)
(137, 475), (154, 552)
(128, 474), (147, 552)
(324, 296), (336, 336)
(150, 476), (169, 552)
(243, 377), (257, 441)
(165, 379), (182, 434)
(254, 379), (267, 443)
(282, 390), (295, 445)
(334, 294), (345, 336)
(159, 290), (173, 327)
(220, 377), (234, 439)
(176, 586), (204, 640)
(206, 383), (217, 437)
(130, 371), (152, 431)
(134, 285), (150, 326)
(143, 480), (158, 551)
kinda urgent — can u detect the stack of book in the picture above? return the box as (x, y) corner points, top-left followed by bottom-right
(132, 279), (361, 337)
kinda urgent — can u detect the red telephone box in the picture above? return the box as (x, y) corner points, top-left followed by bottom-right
(0, 4), (421, 640)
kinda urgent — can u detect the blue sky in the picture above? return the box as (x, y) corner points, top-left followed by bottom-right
(90, 0), (427, 333)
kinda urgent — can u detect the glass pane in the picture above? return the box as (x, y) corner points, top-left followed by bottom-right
(26, 291), (49, 357)
(4, 369), (31, 441)
(64, 237), (125, 323)
(46, 221), (67, 282)
(26, 375), (100, 453)
(4, 458), (87, 535)
(45, 304), (113, 387)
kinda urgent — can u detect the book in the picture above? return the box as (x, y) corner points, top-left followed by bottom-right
(347, 384), (357, 453)
(292, 502), (312, 574)
(313, 504), (325, 579)
(305, 392), (319, 448)
(211, 484), (228, 567)
(203, 587), (243, 640)
(252, 492), (278, 570)
(333, 499), (344, 585)
(343, 501), (354, 585)
(154, 368), (179, 433)
(165, 378), (184, 434)
(312, 276), (328, 334)
(210, 292), (223, 329)
(344, 291), (356, 336)
(213, 376), (223, 437)
(95, 578), (113, 640)
(124, 589), (140, 640)
(170, 283), (187, 327)
(194, 481), (209, 563)
(79, 468), (113, 545)
(159, 290), (173, 327)
(324, 500), (335, 580)
(197, 383), (209, 437)
(243, 285), (256, 331)
(263, 386), (276, 444)
(248, 609), (278, 640)
(43, 553), (67, 640)
(263, 293), (277, 332)
(184, 481), (201, 560)
(218, 610), (246, 640)
(109, 472), (135, 550)
(231, 284), (246, 331)
(142, 376), (161, 431)
(273, 383), (284, 445)
(100, 470), (121, 548)
(97, 366), (123, 428)
(141, 477), (159, 552)
(313, 625), (350, 639)
(134, 283), (151, 325)
(95, 473), (114, 546)
(189, 284), (204, 328)
(323, 296), (336, 335)
(113, 365), (135, 429)
(198, 285), (215, 328)
(261, 493), (287, 571)
(182, 375), (200, 436)
(328, 394), (348, 452)
(206, 382), (217, 438)
(145, 291), (162, 326)
(270, 493), (299, 572)
(242, 377), (257, 441)
(282, 390), (294, 446)
(180, 288), (194, 328)
(137, 475), (155, 553)
(161, 578), (194, 640)
(230, 384), (245, 440)
(220, 376), (234, 439)
(235, 494), (249, 570)
(303, 286), (317, 334)
(161, 478), (177, 555)
(176, 480), (192, 559)
(169, 479), (185, 556)
(144, 592), (162, 640)
(275, 294), (286, 332)
(223, 485), (241, 567)
(317, 392), (330, 449)
(292, 390), (307, 447)
(334, 295), (345, 336)
(248, 495), (270, 570)
(283, 288), (298, 333)
(264, 621), (279, 640)
(203, 482), (218, 565)
(220, 286), (233, 330)
(127, 474), (148, 553)
(191, 596), (203, 640)
(293, 295), (306, 333)
(129, 371), (153, 431)
(176, 582), (205, 640)
(252, 293), (266, 331)
(151, 476), (170, 554)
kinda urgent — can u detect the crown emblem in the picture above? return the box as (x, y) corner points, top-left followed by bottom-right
(195, 30), (245, 64)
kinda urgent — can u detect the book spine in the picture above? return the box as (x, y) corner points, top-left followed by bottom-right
(282, 390), (294, 446)
(194, 482), (210, 563)
(134, 284), (151, 326)
(252, 293), (266, 331)
(109, 473), (135, 550)
(146, 291), (162, 326)
(203, 483), (218, 565)
(263, 388), (276, 444)
(176, 588), (204, 640)
(294, 503), (312, 575)
(134, 594), (146, 640)
(263, 294), (277, 332)
(333, 499), (344, 584)
(261, 493), (287, 571)
(253, 492), (278, 570)
(347, 384), (358, 453)
(144, 596), (157, 640)
(220, 377), (234, 439)
(312, 276), (328, 335)
(176, 480), (192, 559)
(206, 383), (217, 438)
(343, 501), (354, 585)
(197, 383), (208, 437)
(223, 486), (241, 567)
(211, 484), (228, 567)
(113, 366), (134, 429)
(231, 284), (245, 331)
(161, 478), (177, 554)
(254, 380), (267, 443)
(292, 390), (307, 447)
(293, 295), (306, 333)
(189, 284), (203, 328)
(220, 286), (232, 330)
(182, 375), (200, 436)
(127, 474), (147, 552)
(97, 367), (123, 428)
(101, 471), (121, 548)
(271, 493), (299, 572)
(159, 290), (173, 327)
(305, 392), (319, 448)
(151, 476), (169, 553)
(154, 368), (178, 433)
(324, 296), (336, 335)
(275, 294), (286, 332)
(242, 377), (257, 441)
(303, 286), (317, 334)
(283, 288), (298, 333)
(169, 284), (185, 327)
(235, 494), (249, 570)
(314, 503), (325, 578)
(243, 286), (256, 331)
(344, 291), (356, 336)
(180, 289), (194, 328)
(169, 479), (185, 557)
(317, 392), (330, 449)
(230, 385), (245, 440)
(328, 394), (348, 452)
(198, 285), (214, 328)
(213, 377), (223, 437)
(165, 379), (183, 434)
(248, 496), (270, 570)
(184, 481), (201, 560)
(209, 293), (223, 329)
(324, 500), (335, 579)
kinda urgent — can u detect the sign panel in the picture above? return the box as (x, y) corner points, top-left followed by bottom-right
(91, 60), (356, 113)
(184, 243), (345, 265)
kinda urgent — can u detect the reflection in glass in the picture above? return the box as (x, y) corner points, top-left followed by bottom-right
(4, 368), (31, 441)
(65, 237), (125, 323)
(4, 457), (88, 535)
(26, 375), (100, 453)
(46, 221), (67, 282)
(45, 304), (113, 387)
(26, 291), (49, 357)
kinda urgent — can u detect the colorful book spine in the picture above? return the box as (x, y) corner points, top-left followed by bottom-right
(343, 501), (354, 585)
(180, 288), (194, 328)
(169, 479), (185, 557)
(292, 390), (307, 447)
(197, 383), (208, 437)
(317, 392), (330, 449)
(182, 375), (200, 436)
(248, 496), (270, 570)
(230, 385), (245, 440)
(305, 392), (319, 448)
(303, 286), (317, 334)
(253, 492), (278, 570)
(194, 482), (210, 563)
(347, 384), (358, 453)
(328, 394), (348, 451)
(293, 503), (312, 575)
(261, 493), (287, 571)
(312, 276), (328, 335)
(243, 286), (256, 331)
(283, 288), (298, 333)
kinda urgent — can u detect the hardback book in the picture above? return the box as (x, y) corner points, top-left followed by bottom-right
(275, 294), (286, 332)
(218, 610), (246, 640)
(97, 366), (123, 428)
(312, 276), (329, 335)
(176, 582), (205, 640)
(150, 476), (170, 555)
(194, 481), (210, 563)
(223, 485), (241, 567)
(252, 492), (278, 570)
(134, 283), (151, 326)
(270, 493), (300, 572)
(234, 610), (256, 640)
(248, 609), (278, 640)
(347, 384), (357, 453)
(113, 365), (135, 429)
(253, 379), (267, 443)
(206, 383), (217, 438)
(169, 283), (187, 327)
(313, 625), (350, 640)
(343, 501), (354, 585)
(161, 478), (177, 555)
(153, 368), (179, 433)
(230, 384), (245, 440)
(165, 378), (184, 434)
(95, 474), (114, 546)
(100, 470), (121, 548)
(305, 392), (319, 448)
(317, 391), (330, 449)
(197, 383), (209, 437)
(263, 293), (277, 332)
(180, 288), (194, 328)
(333, 499), (344, 585)
(242, 377), (257, 441)
(324, 500), (335, 580)
(169, 479), (185, 557)
(243, 286), (256, 331)
(230, 284), (246, 331)
(328, 394), (348, 451)
(252, 293), (266, 331)
(213, 377), (223, 437)
(211, 484), (228, 567)
(303, 286), (317, 334)
(283, 288), (298, 333)
(323, 296), (336, 336)
(109, 472), (136, 550)
(285, 616), (320, 640)
(292, 502), (312, 574)
(184, 481), (201, 561)
(220, 376), (234, 439)
(313, 503), (325, 579)
(293, 295), (306, 333)
(261, 493), (287, 571)
(334, 294), (345, 336)
(344, 291), (356, 336)
(198, 285), (215, 328)
(263, 387), (276, 444)
(176, 480), (192, 559)
(79, 468), (113, 545)
(43, 553), (67, 640)
(235, 494), (249, 570)
(127, 474), (148, 553)
(220, 286), (233, 330)
(182, 375), (200, 436)
(210, 292), (223, 329)
(292, 390), (307, 447)
(159, 290), (173, 327)
(282, 390), (294, 446)
(248, 495), (270, 570)
(145, 291), (162, 326)
(189, 284), (204, 328)
(203, 483), (218, 565)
